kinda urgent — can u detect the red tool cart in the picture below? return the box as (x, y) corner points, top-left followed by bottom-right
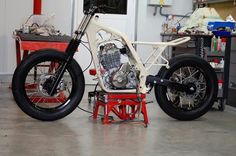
(13, 0), (72, 103)
(14, 32), (71, 65)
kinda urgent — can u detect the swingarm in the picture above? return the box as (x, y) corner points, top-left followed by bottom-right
(146, 75), (196, 94)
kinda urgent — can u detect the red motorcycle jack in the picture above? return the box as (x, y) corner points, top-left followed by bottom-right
(92, 92), (149, 126)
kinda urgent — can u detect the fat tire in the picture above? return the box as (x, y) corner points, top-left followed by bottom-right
(154, 54), (218, 120)
(12, 49), (85, 121)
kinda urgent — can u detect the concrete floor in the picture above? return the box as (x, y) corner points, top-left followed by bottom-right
(1, 83), (236, 156)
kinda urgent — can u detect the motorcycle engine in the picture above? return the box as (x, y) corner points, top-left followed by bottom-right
(98, 43), (137, 89)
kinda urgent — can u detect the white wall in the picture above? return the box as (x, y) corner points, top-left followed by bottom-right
(137, 0), (193, 42)
(0, 0), (33, 78)
(42, 0), (73, 35)
(136, 0), (193, 74)
(0, 0), (6, 73)
(0, 0), (72, 82)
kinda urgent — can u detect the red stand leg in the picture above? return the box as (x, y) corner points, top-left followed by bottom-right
(93, 101), (100, 119)
(103, 105), (109, 124)
(141, 101), (149, 125)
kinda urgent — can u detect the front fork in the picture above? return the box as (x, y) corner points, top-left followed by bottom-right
(48, 38), (81, 96)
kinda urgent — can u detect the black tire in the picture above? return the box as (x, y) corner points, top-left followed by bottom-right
(12, 49), (85, 121)
(154, 54), (218, 120)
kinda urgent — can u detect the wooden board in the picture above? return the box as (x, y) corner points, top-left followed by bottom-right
(209, 2), (236, 19)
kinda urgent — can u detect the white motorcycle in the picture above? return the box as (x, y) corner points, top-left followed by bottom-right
(12, 5), (218, 121)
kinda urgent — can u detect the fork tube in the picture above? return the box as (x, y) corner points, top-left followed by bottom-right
(49, 14), (93, 96)
(66, 14), (92, 57)
(75, 14), (93, 39)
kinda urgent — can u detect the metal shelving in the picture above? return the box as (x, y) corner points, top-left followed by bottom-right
(161, 33), (232, 111)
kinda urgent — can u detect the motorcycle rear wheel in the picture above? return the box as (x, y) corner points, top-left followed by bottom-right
(155, 54), (218, 120)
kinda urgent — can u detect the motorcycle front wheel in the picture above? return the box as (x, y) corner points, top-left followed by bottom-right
(12, 49), (85, 121)
(155, 54), (218, 120)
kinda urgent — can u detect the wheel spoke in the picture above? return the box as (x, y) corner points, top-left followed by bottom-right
(200, 87), (207, 91)
(182, 70), (199, 82)
(35, 97), (43, 107)
(187, 67), (192, 75)
(179, 68), (183, 83)
(28, 92), (38, 98)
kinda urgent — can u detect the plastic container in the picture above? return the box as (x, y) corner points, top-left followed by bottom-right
(221, 38), (226, 53)
(211, 36), (217, 53)
(220, 58), (224, 69)
(217, 36), (221, 52)
(213, 31), (231, 37)
(218, 79), (224, 97)
(218, 79), (223, 90)
(208, 21), (235, 31)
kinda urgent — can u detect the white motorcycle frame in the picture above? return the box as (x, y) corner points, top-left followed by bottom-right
(84, 16), (190, 94)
